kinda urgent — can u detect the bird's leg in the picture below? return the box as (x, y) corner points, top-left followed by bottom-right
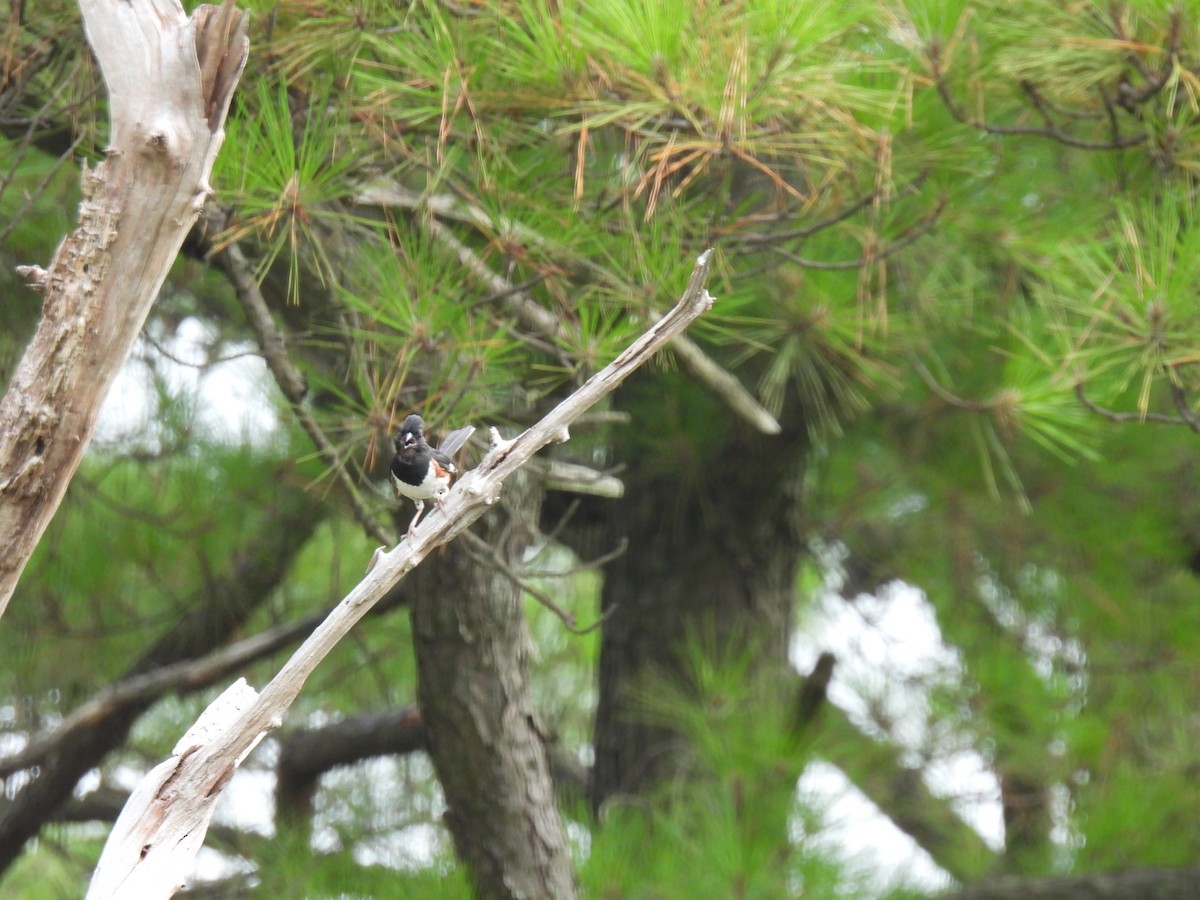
(405, 499), (426, 538)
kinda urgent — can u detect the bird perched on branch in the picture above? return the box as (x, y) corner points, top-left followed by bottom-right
(390, 414), (475, 538)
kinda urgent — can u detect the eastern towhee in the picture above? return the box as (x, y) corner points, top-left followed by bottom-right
(390, 413), (475, 537)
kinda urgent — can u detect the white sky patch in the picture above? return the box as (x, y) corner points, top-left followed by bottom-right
(791, 570), (1006, 891)
(95, 316), (280, 450)
(212, 765), (277, 837)
(354, 822), (447, 871)
(798, 760), (952, 895)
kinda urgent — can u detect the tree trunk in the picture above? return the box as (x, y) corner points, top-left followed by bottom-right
(0, 0), (247, 617)
(584, 373), (808, 810)
(410, 476), (577, 900)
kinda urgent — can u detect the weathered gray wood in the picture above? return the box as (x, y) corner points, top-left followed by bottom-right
(86, 679), (262, 900)
(0, 0), (248, 618)
(88, 250), (714, 898)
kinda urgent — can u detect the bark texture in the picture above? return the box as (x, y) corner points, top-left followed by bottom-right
(410, 478), (577, 900)
(0, 0), (248, 617)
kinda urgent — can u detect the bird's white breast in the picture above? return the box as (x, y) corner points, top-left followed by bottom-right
(391, 466), (451, 502)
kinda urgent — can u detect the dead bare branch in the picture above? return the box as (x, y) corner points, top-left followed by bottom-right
(0, 0), (248, 619)
(86, 248), (717, 898)
(0, 611), (324, 779)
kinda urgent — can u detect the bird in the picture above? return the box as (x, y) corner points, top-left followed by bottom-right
(389, 413), (475, 538)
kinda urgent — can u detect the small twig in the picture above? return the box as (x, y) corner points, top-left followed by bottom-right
(1169, 381), (1200, 433)
(0, 61), (94, 197)
(470, 273), (551, 309)
(1099, 87), (1128, 190)
(528, 497), (582, 560)
(462, 532), (613, 635)
(423, 216), (577, 370)
(768, 197), (945, 272)
(930, 51), (1147, 151)
(1075, 383), (1199, 428)
(0, 133), (86, 247)
(526, 538), (628, 579)
(1108, 6), (1157, 88)
(913, 358), (992, 412)
(724, 175), (928, 247)
(137, 328), (263, 372)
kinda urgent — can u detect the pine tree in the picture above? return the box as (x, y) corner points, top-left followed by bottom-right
(3, 1), (1200, 897)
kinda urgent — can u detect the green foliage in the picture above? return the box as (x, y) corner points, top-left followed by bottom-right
(215, 78), (375, 304)
(0, 828), (105, 900)
(256, 826), (471, 898)
(582, 640), (852, 899)
(7, 442), (289, 687)
(13, 0), (1200, 895)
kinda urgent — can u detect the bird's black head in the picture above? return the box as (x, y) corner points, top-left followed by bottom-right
(394, 414), (426, 452)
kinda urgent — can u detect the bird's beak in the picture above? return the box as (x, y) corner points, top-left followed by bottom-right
(402, 432), (417, 449)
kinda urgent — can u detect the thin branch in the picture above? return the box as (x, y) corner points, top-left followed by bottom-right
(462, 531), (613, 635)
(203, 206), (394, 549)
(1075, 383), (1200, 428)
(1109, 4), (1177, 112)
(930, 50), (1147, 151)
(0, 610), (326, 779)
(646, 306), (781, 434)
(914, 358), (993, 412)
(137, 328), (263, 373)
(531, 497), (582, 555)
(1169, 381), (1200, 433)
(422, 215), (577, 370)
(768, 198), (944, 272)
(526, 537), (628, 579)
(0, 53), (95, 189)
(0, 133), (86, 248)
(723, 175), (928, 247)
